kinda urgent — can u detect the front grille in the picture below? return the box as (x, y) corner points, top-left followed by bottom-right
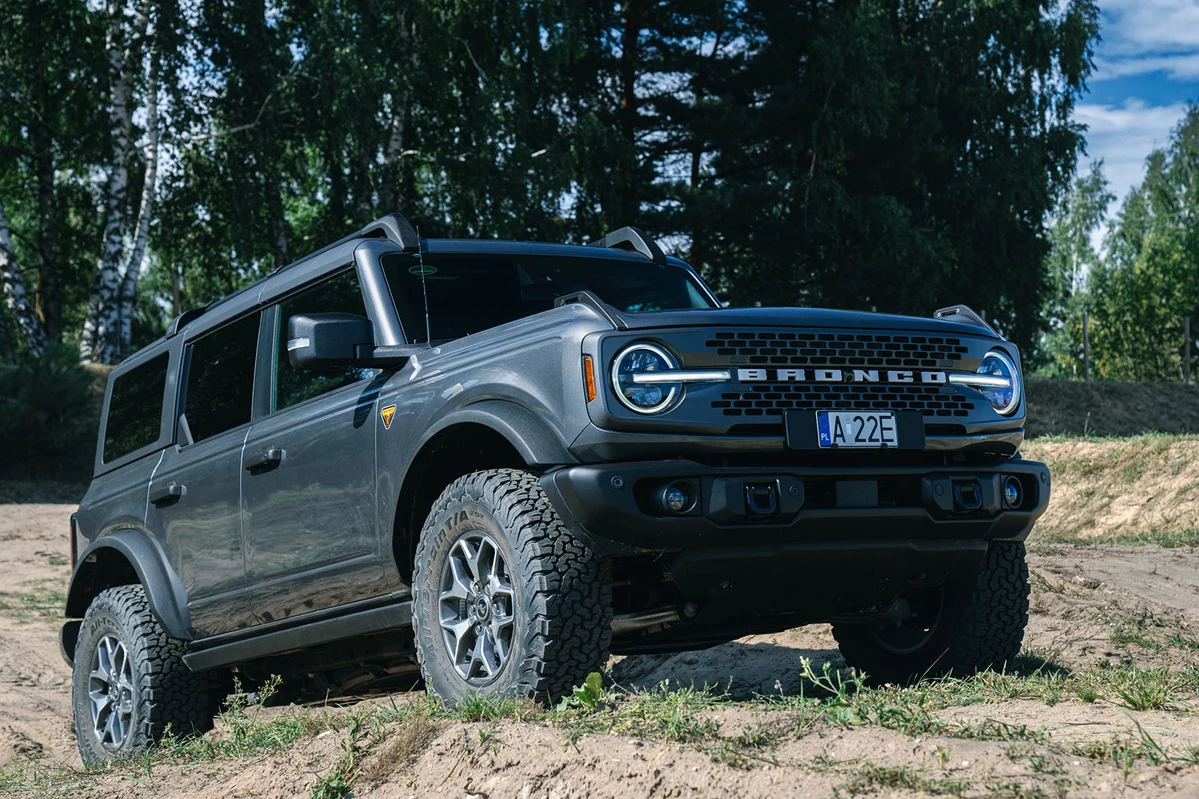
(705, 331), (968, 368)
(713, 383), (976, 418)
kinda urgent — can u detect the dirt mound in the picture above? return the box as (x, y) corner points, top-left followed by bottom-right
(1023, 437), (1199, 542)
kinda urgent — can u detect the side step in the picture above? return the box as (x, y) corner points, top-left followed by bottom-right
(183, 601), (412, 672)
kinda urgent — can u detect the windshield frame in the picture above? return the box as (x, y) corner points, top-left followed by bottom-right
(380, 249), (719, 345)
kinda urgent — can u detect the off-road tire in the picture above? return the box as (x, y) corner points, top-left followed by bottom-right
(412, 469), (612, 704)
(72, 585), (212, 763)
(832, 541), (1030, 684)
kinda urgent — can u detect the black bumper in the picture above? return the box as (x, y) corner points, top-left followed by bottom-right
(542, 457), (1050, 631)
(542, 457), (1051, 553)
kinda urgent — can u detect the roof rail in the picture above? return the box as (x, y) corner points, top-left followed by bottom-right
(269, 212), (420, 278)
(588, 226), (666, 265)
(166, 307), (207, 337)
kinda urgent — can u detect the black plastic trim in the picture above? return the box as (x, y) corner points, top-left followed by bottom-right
(182, 600), (412, 671)
(65, 529), (193, 640)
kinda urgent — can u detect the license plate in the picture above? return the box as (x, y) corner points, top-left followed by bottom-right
(817, 411), (898, 448)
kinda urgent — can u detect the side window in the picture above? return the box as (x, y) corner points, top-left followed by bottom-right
(183, 313), (260, 443)
(274, 270), (372, 411)
(103, 353), (169, 463)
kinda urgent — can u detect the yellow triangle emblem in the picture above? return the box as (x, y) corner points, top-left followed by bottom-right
(381, 405), (396, 430)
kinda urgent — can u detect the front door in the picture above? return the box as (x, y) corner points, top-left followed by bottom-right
(241, 269), (389, 624)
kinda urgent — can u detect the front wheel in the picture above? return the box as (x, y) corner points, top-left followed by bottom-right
(832, 541), (1030, 684)
(412, 469), (612, 704)
(72, 585), (212, 763)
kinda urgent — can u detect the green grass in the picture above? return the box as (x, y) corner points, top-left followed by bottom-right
(5, 657), (1199, 796)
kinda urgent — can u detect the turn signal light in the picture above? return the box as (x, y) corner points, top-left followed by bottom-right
(582, 356), (597, 402)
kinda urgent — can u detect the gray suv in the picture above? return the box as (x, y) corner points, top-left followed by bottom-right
(63, 213), (1049, 762)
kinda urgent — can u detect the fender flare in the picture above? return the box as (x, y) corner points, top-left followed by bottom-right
(65, 529), (193, 641)
(417, 399), (575, 467)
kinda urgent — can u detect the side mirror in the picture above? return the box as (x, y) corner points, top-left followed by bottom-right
(286, 313), (375, 371)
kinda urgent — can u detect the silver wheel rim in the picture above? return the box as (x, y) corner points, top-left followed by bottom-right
(88, 634), (135, 750)
(438, 531), (516, 685)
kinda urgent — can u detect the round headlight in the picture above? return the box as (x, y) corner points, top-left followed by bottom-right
(611, 343), (681, 414)
(977, 350), (1021, 415)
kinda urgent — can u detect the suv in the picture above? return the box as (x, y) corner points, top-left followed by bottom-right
(63, 213), (1049, 762)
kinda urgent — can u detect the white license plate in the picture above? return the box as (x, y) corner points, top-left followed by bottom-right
(817, 411), (898, 448)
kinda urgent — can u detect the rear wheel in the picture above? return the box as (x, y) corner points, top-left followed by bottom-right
(832, 541), (1030, 684)
(412, 469), (611, 704)
(72, 585), (213, 763)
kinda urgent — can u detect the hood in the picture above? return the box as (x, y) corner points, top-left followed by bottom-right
(614, 306), (1001, 339)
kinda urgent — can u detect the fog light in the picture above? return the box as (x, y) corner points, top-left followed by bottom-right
(661, 482), (694, 514)
(1003, 477), (1022, 508)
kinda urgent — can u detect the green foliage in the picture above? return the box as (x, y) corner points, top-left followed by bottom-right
(556, 671), (605, 712)
(1084, 105), (1199, 381)
(1, 0), (1102, 362)
(0, 346), (101, 480)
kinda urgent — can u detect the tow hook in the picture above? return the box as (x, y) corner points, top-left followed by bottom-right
(952, 478), (983, 511)
(744, 482), (779, 518)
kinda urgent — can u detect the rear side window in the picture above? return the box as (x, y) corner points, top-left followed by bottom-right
(273, 270), (372, 411)
(183, 313), (261, 442)
(103, 353), (169, 463)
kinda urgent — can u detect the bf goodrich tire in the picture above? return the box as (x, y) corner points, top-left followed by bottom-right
(72, 585), (212, 763)
(412, 469), (612, 704)
(832, 541), (1030, 684)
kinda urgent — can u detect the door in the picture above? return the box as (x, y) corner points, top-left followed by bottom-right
(147, 313), (262, 638)
(241, 269), (389, 624)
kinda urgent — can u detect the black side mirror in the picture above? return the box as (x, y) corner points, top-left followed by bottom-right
(286, 313), (375, 371)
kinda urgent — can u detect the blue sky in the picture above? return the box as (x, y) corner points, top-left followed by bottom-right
(1077, 0), (1199, 220)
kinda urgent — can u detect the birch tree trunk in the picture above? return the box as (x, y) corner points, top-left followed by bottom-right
(117, 40), (160, 360)
(80, 0), (152, 364)
(0, 197), (47, 357)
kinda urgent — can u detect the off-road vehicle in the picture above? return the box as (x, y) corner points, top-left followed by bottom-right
(63, 213), (1049, 762)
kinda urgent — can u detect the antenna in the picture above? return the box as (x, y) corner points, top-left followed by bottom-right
(417, 227), (432, 344)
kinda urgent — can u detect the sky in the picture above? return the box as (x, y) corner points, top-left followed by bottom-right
(1077, 0), (1199, 224)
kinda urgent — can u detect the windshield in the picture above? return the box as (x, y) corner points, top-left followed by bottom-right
(381, 252), (716, 343)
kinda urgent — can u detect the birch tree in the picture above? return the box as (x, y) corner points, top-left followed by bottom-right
(79, 0), (153, 364)
(0, 197), (46, 356)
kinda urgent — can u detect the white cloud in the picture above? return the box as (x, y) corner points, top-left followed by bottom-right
(1076, 99), (1186, 198)
(1096, 53), (1199, 80)
(1093, 0), (1199, 79)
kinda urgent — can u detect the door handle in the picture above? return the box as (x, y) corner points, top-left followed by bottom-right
(150, 482), (186, 506)
(245, 446), (286, 472)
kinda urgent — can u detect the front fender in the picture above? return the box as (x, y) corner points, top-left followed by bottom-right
(65, 529), (192, 642)
(419, 399), (575, 467)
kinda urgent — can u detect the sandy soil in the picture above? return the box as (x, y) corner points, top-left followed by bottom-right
(5, 502), (1199, 797)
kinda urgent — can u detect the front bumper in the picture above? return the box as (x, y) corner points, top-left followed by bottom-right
(542, 457), (1050, 632)
(542, 457), (1050, 552)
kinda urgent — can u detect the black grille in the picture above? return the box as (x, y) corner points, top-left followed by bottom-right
(713, 383), (976, 418)
(705, 331), (968, 368)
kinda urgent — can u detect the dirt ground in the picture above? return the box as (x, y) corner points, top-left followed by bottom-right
(5, 502), (1199, 797)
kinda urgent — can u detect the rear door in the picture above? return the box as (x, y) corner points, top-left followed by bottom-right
(240, 268), (389, 624)
(146, 312), (263, 638)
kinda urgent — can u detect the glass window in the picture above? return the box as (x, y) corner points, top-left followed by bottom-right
(103, 353), (169, 462)
(380, 253), (716, 344)
(183, 313), (260, 442)
(274, 269), (373, 411)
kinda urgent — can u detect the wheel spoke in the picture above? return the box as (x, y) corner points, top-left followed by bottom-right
(456, 538), (482, 582)
(440, 556), (472, 602)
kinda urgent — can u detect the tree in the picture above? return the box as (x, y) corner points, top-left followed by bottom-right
(1087, 105), (1199, 381)
(1037, 161), (1114, 376)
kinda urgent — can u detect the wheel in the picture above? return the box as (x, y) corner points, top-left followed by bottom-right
(72, 585), (212, 763)
(832, 541), (1030, 684)
(412, 469), (612, 704)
